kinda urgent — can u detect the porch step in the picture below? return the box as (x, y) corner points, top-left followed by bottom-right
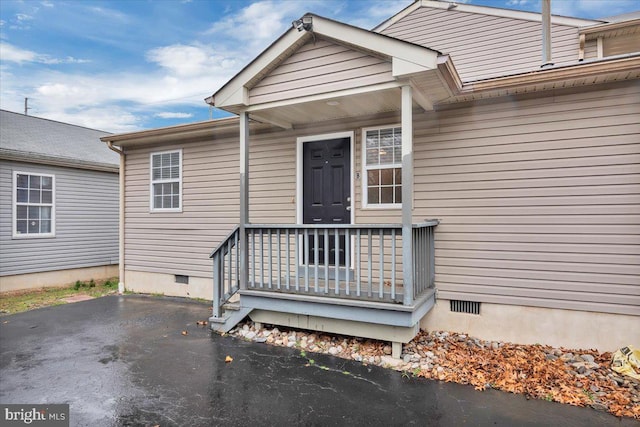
(209, 306), (253, 333)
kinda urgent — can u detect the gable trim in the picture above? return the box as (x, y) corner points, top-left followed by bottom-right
(209, 14), (440, 111)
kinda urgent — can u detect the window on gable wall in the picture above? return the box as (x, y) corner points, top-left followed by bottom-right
(13, 172), (55, 238)
(363, 125), (402, 208)
(150, 150), (182, 211)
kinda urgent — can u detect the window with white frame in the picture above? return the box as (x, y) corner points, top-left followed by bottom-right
(363, 125), (402, 207)
(150, 150), (182, 211)
(14, 172), (55, 237)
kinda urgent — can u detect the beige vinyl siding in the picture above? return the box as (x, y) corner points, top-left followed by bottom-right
(603, 32), (640, 57)
(124, 138), (240, 278)
(412, 81), (640, 316)
(584, 39), (598, 60)
(123, 81), (639, 315)
(379, 6), (580, 82)
(249, 39), (394, 105)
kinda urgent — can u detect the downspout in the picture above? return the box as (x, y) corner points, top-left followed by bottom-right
(541, 0), (554, 68)
(107, 141), (126, 295)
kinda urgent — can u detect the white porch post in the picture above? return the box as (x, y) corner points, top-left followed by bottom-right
(239, 111), (249, 290)
(401, 85), (414, 306)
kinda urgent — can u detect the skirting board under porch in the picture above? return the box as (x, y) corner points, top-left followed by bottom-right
(249, 309), (419, 358)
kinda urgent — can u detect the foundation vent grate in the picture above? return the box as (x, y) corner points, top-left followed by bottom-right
(450, 300), (480, 315)
(175, 275), (189, 284)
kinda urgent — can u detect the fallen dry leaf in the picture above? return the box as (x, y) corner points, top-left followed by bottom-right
(181, 330), (188, 336)
(225, 355), (233, 363)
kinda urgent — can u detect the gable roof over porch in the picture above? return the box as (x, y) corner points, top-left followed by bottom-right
(206, 14), (460, 129)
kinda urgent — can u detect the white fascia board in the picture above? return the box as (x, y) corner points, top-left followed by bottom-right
(313, 17), (438, 70)
(372, 1), (422, 33)
(392, 57), (434, 78)
(212, 29), (308, 108)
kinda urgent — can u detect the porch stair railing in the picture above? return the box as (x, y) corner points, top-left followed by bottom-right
(208, 226), (252, 332)
(209, 220), (438, 333)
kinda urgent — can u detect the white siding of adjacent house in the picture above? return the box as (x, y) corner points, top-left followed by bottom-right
(123, 81), (639, 316)
(0, 160), (119, 276)
(249, 38), (394, 105)
(379, 6), (580, 82)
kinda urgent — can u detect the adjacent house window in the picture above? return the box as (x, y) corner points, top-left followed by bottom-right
(363, 125), (402, 208)
(150, 150), (182, 212)
(13, 172), (55, 238)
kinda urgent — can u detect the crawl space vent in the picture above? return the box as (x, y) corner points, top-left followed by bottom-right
(450, 300), (481, 315)
(175, 275), (189, 284)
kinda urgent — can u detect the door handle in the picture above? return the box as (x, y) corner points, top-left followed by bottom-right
(346, 206), (351, 211)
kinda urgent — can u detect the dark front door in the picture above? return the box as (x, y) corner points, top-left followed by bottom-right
(302, 137), (351, 265)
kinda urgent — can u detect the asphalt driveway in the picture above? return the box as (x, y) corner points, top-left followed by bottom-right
(0, 295), (635, 426)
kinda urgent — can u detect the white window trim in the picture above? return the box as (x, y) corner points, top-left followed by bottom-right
(12, 171), (56, 239)
(149, 149), (183, 213)
(361, 124), (402, 210)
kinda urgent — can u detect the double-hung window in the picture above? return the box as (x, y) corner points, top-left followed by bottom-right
(363, 125), (402, 208)
(150, 150), (182, 212)
(13, 172), (55, 238)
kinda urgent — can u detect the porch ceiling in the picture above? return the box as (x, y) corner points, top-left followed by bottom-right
(247, 88), (407, 127)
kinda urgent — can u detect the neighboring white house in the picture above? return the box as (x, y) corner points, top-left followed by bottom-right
(0, 110), (119, 291)
(101, 1), (640, 353)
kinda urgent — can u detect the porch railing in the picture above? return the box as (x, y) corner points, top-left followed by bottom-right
(210, 221), (438, 316)
(210, 226), (240, 318)
(412, 221), (436, 299)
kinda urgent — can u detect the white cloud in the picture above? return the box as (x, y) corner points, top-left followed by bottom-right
(41, 1), (54, 7)
(0, 43), (37, 62)
(0, 43), (90, 64)
(146, 44), (230, 77)
(506, 0), (530, 6)
(44, 107), (141, 133)
(205, 0), (308, 54)
(16, 14), (34, 22)
(155, 112), (194, 119)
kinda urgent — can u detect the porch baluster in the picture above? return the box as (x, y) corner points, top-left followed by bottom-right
(314, 228), (319, 293)
(304, 229), (310, 292)
(324, 228), (329, 294)
(379, 229), (384, 299)
(355, 229), (361, 297)
(334, 228), (340, 295)
(345, 229), (350, 296)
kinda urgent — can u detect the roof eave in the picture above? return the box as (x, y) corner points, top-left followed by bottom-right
(0, 149), (119, 173)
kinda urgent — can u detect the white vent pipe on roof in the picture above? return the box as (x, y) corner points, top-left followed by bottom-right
(541, 0), (554, 68)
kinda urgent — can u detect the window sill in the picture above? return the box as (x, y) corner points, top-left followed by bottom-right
(12, 233), (56, 239)
(149, 208), (183, 213)
(360, 204), (402, 210)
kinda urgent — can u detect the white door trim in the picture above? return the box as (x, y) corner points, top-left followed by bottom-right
(295, 131), (355, 225)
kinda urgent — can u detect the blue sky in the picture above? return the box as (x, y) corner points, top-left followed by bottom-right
(1, 0), (638, 133)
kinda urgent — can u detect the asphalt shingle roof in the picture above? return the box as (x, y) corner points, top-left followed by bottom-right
(0, 109), (119, 169)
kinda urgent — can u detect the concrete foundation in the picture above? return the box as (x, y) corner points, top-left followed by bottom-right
(421, 299), (640, 352)
(0, 265), (119, 292)
(124, 270), (212, 300)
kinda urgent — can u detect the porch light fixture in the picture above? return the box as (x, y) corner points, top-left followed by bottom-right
(292, 16), (313, 32)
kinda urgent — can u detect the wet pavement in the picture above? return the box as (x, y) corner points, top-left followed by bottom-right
(0, 295), (636, 426)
